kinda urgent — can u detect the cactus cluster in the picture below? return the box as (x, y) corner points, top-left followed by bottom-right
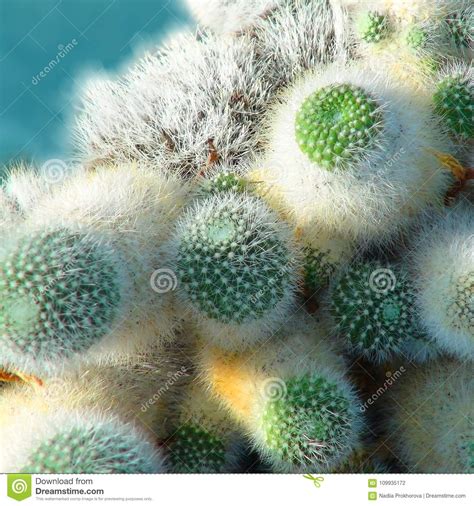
(0, 0), (472, 476)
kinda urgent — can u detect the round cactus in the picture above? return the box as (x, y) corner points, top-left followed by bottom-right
(445, 7), (473, 50)
(433, 68), (473, 139)
(388, 360), (473, 473)
(200, 172), (247, 196)
(260, 373), (356, 469)
(0, 228), (122, 375)
(22, 422), (159, 474)
(171, 192), (300, 349)
(263, 63), (452, 244)
(406, 24), (429, 50)
(168, 424), (227, 473)
(412, 202), (474, 361)
(166, 383), (243, 473)
(198, 315), (362, 472)
(330, 260), (426, 362)
(356, 11), (390, 43)
(295, 84), (383, 170)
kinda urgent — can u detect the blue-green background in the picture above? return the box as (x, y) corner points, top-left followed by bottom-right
(0, 0), (189, 166)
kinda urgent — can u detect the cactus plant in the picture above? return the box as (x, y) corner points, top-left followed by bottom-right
(329, 259), (432, 362)
(387, 360), (473, 473)
(0, 354), (173, 473)
(198, 314), (362, 472)
(166, 384), (244, 473)
(411, 201), (474, 361)
(261, 62), (452, 244)
(0, 228), (124, 377)
(433, 63), (473, 139)
(170, 192), (301, 349)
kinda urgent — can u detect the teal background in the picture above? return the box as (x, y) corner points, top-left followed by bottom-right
(0, 0), (189, 166)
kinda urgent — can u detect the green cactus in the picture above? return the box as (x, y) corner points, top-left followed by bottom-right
(304, 246), (336, 294)
(261, 374), (356, 469)
(406, 25), (428, 50)
(295, 84), (383, 170)
(330, 261), (423, 361)
(0, 229), (121, 366)
(357, 11), (390, 43)
(22, 424), (158, 474)
(168, 424), (227, 473)
(448, 272), (474, 334)
(176, 195), (294, 325)
(434, 73), (473, 139)
(201, 172), (247, 196)
(445, 10), (473, 49)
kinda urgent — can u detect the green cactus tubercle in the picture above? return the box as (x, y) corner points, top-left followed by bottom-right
(169, 424), (227, 472)
(177, 202), (291, 324)
(434, 74), (473, 139)
(22, 424), (157, 474)
(295, 84), (383, 170)
(0, 229), (121, 359)
(261, 374), (354, 467)
(330, 262), (422, 359)
(357, 11), (390, 43)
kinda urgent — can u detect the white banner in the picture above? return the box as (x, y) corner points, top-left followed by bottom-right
(1, 474), (471, 506)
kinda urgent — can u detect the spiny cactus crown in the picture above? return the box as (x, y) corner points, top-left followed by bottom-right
(357, 11), (390, 43)
(445, 10), (473, 49)
(295, 84), (383, 170)
(447, 272), (474, 333)
(0, 229), (121, 360)
(434, 73), (473, 139)
(22, 424), (157, 474)
(261, 374), (355, 468)
(330, 261), (422, 361)
(201, 172), (247, 196)
(406, 25), (428, 50)
(176, 196), (293, 324)
(169, 424), (226, 473)
(304, 246), (336, 294)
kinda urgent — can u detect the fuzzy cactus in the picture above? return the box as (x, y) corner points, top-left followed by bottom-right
(355, 11), (391, 43)
(0, 354), (172, 473)
(387, 360), (473, 473)
(170, 192), (301, 349)
(261, 62), (452, 244)
(197, 314), (362, 472)
(433, 64), (473, 139)
(329, 259), (433, 362)
(0, 228), (123, 376)
(166, 384), (243, 473)
(411, 201), (474, 361)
